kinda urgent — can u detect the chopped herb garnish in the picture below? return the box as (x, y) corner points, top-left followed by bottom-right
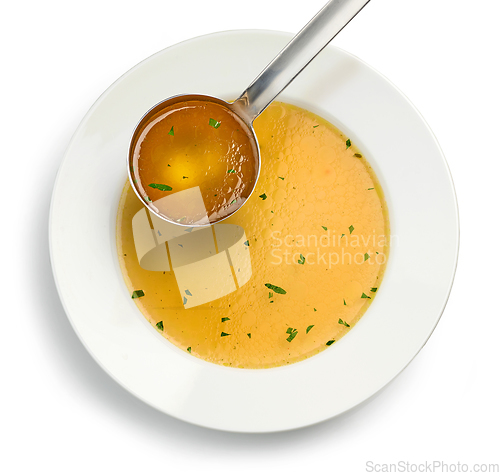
(306, 325), (314, 334)
(322, 226), (327, 231)
(364, 253), (370, 262)
(338, 318), (350, 328)
(278, 176), (285, 180)
(313, 125), (319, 128)
(227, 169), (236, 173)
(314, 308), (317, 312)
(131, 290), (144, 299)
(341, 234), (345, 238)
(183, 296), (187, 305)
(185, 289), (192, 296)
(208, 118), (220, 129)
(326, 340), (335, 346)
(259, 193), (267, 200)
(346, 139), (351, 149)
(145, 196), (152, 202)
(343, 299), (347, 306)
(286, 329), (298, 342)
(354, 153), (362, 158)
(209, 118), (221, 129)
(298, 254), (305, 265)
(187, 347), (191, 353)
(247, 333), (251, 338)
(371, 287), (378, 292)
(156, 321), (164, 331)
(221, 317), (230, 322)
(268, 292), (273, 299)
(361, 293), (371, 299)
(149, 183), (172, 191)
(367, 188), (374, 190)
(168, 126), (174, 136)
(182, 176), (188, 179)
(244, 240), (249, 246)
(265, 283), (286, 294)
(230, 199), (236, 204)
(221, 332), (231, 337)
(349, 225), (354, 234)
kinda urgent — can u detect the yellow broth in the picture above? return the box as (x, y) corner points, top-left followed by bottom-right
(130, 99), (258, 225)
(117, 101), (389, 369)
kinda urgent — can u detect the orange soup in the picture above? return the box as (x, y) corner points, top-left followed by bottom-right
(130, 99), (258, 225)
(117, 101), (389, 369)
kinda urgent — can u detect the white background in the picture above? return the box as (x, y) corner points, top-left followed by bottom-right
(2, 0), (499, 474)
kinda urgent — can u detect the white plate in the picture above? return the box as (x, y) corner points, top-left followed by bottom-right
(49, 30), (459, 432)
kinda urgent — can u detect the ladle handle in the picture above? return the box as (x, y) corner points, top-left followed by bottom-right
(232, 0), (371, 124)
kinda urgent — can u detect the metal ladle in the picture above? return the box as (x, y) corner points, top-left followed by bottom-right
(129, 0), (371, 226)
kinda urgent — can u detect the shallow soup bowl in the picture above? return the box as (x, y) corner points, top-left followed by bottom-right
(49, 30), (459, 432)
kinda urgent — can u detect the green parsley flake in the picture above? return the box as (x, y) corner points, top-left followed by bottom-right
(148, 183), (172, 191)
(343, 299), (347, 306)
(269, 292), (273, 299)
(364, 253), (370, 262)
(230, 199), (237, 205)
(168, 126), (174, 136)
(209, 118), (221, 129)
(131, 290), (144, 299)
(221, 317), (230, 322)
(314, 308), (317, 312)
(368, 188), (374, 190)
(244, 240), (250, 246)
(298, 254), (305, 265)
(361, 293), (371, 299)
(185, 289), (192, 296)
(371, 288), (378, 292)
(227, 169), (236, 173)
(354, 153), (362, 158)
(338, 318), (350, 328)
(341, 234), (345, 238)
(346, 139), (351, 149)
(326, 340), (335, 346)
(278, 176), (285, 180)
(145, 196), (152, 202)
(286, 329), (298, 342)
(187, 347), (191, 353)
(265, 283), (286, 294)
(182, 176), (188, 179)
(259, 193), (267, 200)
(313, 125), (320, 128)
(322, 226), (328, 231)
(306, 325), (314, 334)
(221, 332), (231, 337)
(183, 296), (187, 305)
(349, 225), (354, 234)
(156, 321), (164, 331)
(247, 333), (251, 339)
(286, 327), (294, 334)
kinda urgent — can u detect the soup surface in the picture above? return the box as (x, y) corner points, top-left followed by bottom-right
(117, 101), (389, 369)
(130, 99), (258, 225)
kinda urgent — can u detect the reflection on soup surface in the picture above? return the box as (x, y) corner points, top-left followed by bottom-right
(117, 101), (389, 369)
